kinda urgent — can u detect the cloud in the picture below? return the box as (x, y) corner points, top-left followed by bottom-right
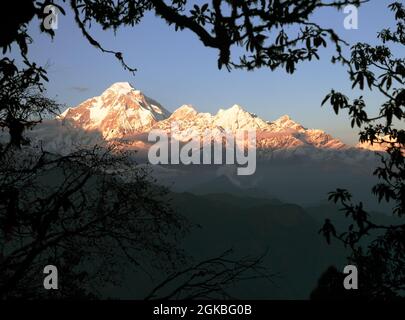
(70, 86), (90, 93)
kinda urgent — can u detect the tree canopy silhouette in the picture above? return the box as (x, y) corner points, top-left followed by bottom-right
(2, 1), (288, 299)
(4, 0), (404, 300)
(3, 0), (365, 73)
(0, 58), (59, 148)
(0, 140), (188, 298)
(2, 0), (366, 148)
(318, 2), (405, 299)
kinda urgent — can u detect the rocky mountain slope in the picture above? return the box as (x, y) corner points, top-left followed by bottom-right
(57, 82), (351, 158)
(59, 82), (170, 139)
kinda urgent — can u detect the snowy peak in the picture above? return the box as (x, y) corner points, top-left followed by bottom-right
(270, 115), (305, 132)
(216, 104), (245, 114)
(215, 104), (252, 118)
(170, 104), (198, 120)
(57, 82), (347, 153)
(275, 115), (292, 123)
(60, 83), (170, 139)
(214, 104), (270, 131)
(156, 104), (269, 133)
(102, 82), (136, 96)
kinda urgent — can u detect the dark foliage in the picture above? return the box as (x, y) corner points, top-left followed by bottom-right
(3, 0), (365, 74)
(145, 249), (273, 300)
(310, 266), (364, 300)
(0, 143), (187, 298)
(1, 1), (288, 299)
(0, 58), (59, 148)
(318, 2), (405, 299)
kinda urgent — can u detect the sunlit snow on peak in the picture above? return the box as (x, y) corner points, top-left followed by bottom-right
(103, 82), (135, 96)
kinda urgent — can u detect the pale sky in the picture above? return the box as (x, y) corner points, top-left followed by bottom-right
(10, 0), (400, 145)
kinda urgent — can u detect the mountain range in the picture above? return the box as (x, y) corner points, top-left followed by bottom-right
(1, 83), (392, 300)
(2, 82), (384, 207)
(51, 82), (381, 158)
(13, 82), (391, 299)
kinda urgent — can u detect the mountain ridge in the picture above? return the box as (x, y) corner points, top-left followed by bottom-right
(58, 82), (352, 155)
(60, 82), (170, 139)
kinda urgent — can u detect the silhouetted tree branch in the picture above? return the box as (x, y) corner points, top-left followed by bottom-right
(318, 1), (405, 299)
(0, 58), (59, 148)
(0, 143), (188, 298)
(2, 0), (367, 75)
(0, 69), (274, 299)
(145, 249), (274, 300)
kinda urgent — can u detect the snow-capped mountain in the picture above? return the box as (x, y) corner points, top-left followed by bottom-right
(356, 135), (400, 152)
(154, 104), (269, 132)
(152, 103), (346, 153)
(25, 82), (371, 159)
(60, 82), (170, 139)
